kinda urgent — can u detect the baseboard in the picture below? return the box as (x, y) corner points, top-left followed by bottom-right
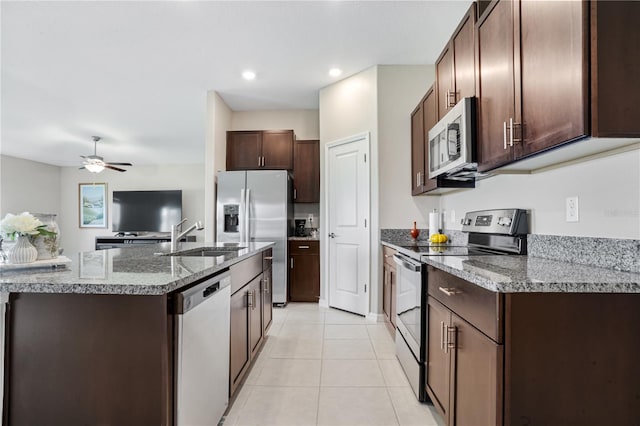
(318, 299), (329, 308)
(366, 312), (385, 323)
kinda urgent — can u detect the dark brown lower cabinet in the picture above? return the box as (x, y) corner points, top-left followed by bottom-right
(289, 240), (320, 302)
(229, 252), (271, 397)
(426, 266), (640, 425)
(382, 246), (397, 331)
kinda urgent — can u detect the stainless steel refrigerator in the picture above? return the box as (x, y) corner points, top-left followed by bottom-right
(216, 170), (293, 305)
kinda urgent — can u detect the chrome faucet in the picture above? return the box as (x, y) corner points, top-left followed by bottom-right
(171, 219), (204, 252)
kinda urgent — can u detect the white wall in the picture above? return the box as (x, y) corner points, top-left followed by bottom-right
(59, 164), (205, 255)
(377, 65), (439, 230)
(439, 149), (640, 239)
(206, 91), (233, 241)
(319, 66), (378, 313)
(231, 110), (319, 140)
(0, 155), (61, 219)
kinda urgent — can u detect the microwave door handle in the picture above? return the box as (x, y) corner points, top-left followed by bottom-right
(447, 123), (459, 156)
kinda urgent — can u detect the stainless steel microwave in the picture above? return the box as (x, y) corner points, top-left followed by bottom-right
(427, 97), (476, 179)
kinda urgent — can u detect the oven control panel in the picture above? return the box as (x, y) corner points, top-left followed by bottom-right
(461, 209), (528, 235)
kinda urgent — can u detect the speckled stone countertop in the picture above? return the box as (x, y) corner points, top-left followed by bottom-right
(0, 242), (274, 295)
(288, 236), (320, 241)
(381, 239), (640, 293)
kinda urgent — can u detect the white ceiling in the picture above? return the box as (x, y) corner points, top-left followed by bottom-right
(1, 0), (472, 168)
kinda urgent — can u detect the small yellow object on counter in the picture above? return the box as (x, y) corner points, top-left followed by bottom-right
(430, 233), (448, 244)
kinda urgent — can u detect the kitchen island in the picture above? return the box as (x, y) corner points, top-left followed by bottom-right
(0, 242), (274, 425)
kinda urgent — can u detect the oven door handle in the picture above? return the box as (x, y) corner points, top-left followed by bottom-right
(392, 254), (422, 272)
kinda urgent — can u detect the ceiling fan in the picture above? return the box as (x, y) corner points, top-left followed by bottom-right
(80, 136), (132, 173)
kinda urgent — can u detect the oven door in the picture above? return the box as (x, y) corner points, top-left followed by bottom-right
(393, 253), (426, 361)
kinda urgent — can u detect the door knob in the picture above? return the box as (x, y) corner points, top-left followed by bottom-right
(328, 232), (336, 238)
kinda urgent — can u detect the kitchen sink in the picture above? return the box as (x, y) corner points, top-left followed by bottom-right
(162, 246), (247, 257)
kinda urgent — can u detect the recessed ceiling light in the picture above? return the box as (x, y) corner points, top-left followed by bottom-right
(329, 68), (342, 77)
(242, 70), (256, 80)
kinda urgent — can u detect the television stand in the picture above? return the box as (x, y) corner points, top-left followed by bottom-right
(95, 235), (196, 250)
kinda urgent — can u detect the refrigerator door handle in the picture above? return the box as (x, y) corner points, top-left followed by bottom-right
(245, 188), (251, 244)
(239, 189), (246, 244)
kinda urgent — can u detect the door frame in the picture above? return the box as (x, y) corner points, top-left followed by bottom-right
(323, 132), (371, 315)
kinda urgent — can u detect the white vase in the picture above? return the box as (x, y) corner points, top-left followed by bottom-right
(32, 213), (60, 260)
(8, 235), (38, 264)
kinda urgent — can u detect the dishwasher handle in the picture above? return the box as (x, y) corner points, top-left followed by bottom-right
(393, 253), (423, 272)
(175, 270), (231, 314)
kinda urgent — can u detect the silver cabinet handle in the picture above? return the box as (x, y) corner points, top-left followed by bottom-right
(509, 118), (514, 147)
(247, 290), (254, 308)
(290, 258), (294, 268)
(299, 245), (310, 249)
(446, 90), (450, 109)
(264, 277), (270, 294)
(258, 156), (261, 167)
(262, 156), (265, 167)
(293, 189), (297, 199)
(438, 287), (461, 296)
(447, 326), (456, 352)
(503, 121), (507, 150)
(440, 321), (445, 351)
(443, 322), (449, 353)
(264, 256), (273, 260)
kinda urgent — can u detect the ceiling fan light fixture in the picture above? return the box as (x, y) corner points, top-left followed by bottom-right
(85, 163), (105, 173)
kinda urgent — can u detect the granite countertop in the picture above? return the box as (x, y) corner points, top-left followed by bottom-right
(0, 242), (274, 295)
(381, 240), (640, 293)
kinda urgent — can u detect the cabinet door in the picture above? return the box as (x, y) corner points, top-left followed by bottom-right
(436, 45), (454, 121)
(426, 298), (452, 422)
(289, 253), (320, 302)
(262, 268), (273, 333)
(248, 275), (263, 359)
(389, 268), (397, 328)
(410, 101), (425, 195)
(262, 130), (294, 170)
(451, 314), (503, 426)
(476, 0), (516, 172)
(382, 264), (391, 323)
(518, 0), (587, 158)
(422, 86), (438, 192)
(453, 4), (476, 103)
(293, 140), (320, 202)
(230, 288), (250, 394)
(227, 131), (262, 170)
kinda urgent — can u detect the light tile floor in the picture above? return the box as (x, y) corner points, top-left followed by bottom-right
(222, 303), (441, 426)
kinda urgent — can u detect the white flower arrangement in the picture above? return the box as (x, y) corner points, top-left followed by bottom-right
(1, 212), (46, 239)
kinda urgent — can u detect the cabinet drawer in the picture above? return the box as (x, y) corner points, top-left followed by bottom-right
(382, 246), (397, 268)
(289, 240), (319, 255)
(427, 266), (503, 343)
(230, 253), (263, 295)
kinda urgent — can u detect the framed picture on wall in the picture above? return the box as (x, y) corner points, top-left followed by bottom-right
(79, 183), (107, 228)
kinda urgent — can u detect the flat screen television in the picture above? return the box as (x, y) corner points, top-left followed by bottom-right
(112, 190), (182, 233)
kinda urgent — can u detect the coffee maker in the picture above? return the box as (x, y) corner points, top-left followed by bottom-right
(295, 219), (306, 237)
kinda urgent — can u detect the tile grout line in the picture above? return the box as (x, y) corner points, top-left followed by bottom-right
(315, 318), (326, 425)
(372, 325), (403, 426)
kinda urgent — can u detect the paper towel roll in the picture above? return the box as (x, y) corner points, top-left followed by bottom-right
(429, 212), (440, 238)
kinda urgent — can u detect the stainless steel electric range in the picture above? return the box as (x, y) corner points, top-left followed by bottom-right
(393, 209), (529, 402)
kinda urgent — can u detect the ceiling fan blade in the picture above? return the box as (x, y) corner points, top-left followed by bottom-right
(79, 166), (86, 170)
(80, 155), (88, 159)
(106, 162), (133, 166)
(105, 165), (126, 172)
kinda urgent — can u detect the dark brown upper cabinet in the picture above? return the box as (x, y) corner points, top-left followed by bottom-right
(476, 0), (640, 172)
(436, 3), (477, 121)
(293, 140), (320, 203)
(227, 130), (294, 171)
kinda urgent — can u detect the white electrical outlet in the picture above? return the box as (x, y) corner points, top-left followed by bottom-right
(566, 196), (579, 222)
(308, 214), (314, 227)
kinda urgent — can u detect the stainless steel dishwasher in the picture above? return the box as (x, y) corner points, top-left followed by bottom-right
(174, 270), (231, 426)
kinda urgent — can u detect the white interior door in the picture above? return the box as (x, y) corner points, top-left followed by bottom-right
(326, 134), (370, 316)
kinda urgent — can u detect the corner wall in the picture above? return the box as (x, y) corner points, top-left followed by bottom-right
(0, 155), (61, 219)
